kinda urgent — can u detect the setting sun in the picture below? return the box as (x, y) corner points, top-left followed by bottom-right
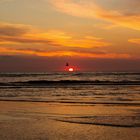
(68, 67), (74, 72)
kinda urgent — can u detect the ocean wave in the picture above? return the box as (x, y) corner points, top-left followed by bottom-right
(0, 80), (140, 87)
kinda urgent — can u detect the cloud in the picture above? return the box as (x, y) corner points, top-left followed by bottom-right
(50, 0), (140, 30)
(0, 23), (31, 36)
(0, 35), (53, 44)
(0, 46), (132, 59)
(0, 23), (52, 45)
(1, 22), (138, 60)
(41, 31), (110, 48)
(128, 38), (140, 45)
(0, 23), (110, 48)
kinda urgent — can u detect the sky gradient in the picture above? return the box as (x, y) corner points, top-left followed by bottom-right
(0, 0), (140, 72)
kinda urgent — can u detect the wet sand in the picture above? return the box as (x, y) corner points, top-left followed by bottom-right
(0, 101), (140, 140)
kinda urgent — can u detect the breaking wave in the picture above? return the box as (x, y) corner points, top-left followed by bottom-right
(0, 80), (140, 88)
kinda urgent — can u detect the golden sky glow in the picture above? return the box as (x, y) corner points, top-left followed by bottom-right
(0, 0), (140, 71)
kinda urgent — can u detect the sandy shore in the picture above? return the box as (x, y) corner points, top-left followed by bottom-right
(0, 101), (140, 140)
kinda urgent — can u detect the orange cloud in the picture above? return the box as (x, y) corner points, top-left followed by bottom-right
(128, 38), (140, 45)
(0, 23), (31, 36)
(0, 23), (110, 48)
(37, 31), (110, 48)
(0, 47), (131, 59)
(50, 0), (140, 30)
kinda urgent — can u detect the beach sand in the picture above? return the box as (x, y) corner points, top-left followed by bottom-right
(0, 101), (140, 140)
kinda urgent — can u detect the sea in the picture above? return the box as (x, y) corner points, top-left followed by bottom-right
(0, 72), (140, 104)
(0, 72), (140, 128)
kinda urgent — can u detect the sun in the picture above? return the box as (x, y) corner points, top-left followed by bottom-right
(68, 67), (74, 72)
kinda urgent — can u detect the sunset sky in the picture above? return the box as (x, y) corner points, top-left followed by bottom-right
(0, 0), (140, 72)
